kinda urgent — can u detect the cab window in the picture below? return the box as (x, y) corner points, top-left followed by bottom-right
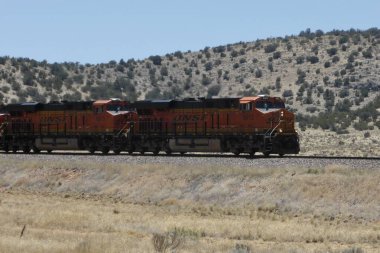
(239, 102), (252, 111)
(256, 101), (273, 110)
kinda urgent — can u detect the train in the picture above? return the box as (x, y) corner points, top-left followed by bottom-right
(0, 95), (300, 157)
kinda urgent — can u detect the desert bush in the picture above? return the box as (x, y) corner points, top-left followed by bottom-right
(332, 55), (340, 63)
(152, 230), (183, 253)
(339, 35), (349, 44)
(204, 62), (213, 71)
(339, 89), (349, 98)
(23, 71), (34, 86)
(239, 58), (246, 64)
(230, 50), (238, 58)
(231, 243), (251, 253)
(207, 84), (221, 98)
(50, 63), (68, 81)
(307, 55), (319, 64)
(324, 61), (331, 68)
(213, 45), (226, 53)
(173, 51), (183, 59)
(264, 43), (277, 53)
(201, 74), (211, 86)
(149, 55), (162, 66)
(275, 77), (281, 91)
(296, 56), (305, 64)
(327, 47), (338, 56)
(296, 69), (306, 84)
(282, 90), (293, 97)
(160, 66), (168, 76)
(267, 62), (273, 72)
(362, 49), (373, 58)
(273, 51), (281, 59)
(255, 69), (262, 78)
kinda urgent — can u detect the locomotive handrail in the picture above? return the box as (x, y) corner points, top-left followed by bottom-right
(117, 122), (130, 136)
(269, 121), (282, 136)
(0, 122), (7, 136)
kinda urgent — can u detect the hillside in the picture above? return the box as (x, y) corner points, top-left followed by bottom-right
(0, 28), (379, 136)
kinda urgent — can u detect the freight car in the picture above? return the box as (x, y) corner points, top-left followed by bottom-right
(0, 95), (300, 156)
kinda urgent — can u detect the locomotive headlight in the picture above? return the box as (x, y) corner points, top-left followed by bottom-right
(280, 111), (284, 118)
(279, 128), (283, 133)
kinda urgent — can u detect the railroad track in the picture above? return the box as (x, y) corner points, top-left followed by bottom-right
(0, 151), (379, 160)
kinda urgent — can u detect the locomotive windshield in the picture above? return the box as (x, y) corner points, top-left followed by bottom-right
(255, 101), (285, 109)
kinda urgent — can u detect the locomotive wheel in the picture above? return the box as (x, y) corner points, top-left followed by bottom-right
(165, 149), (172, 155)
(279, 153), (285, 157)
(33, 147), (41, 154)
(4, 146), (9, 153)
(47, 149), (52, 154)
(101, 147), (110, 155)
(180, 152), (186, 155)
(89, 147), (96, 154)
(140, 150), (145, 155)
(263, 151), (270, 157)
(22, 146), (31, 154)
(12, 146), (18, 153)
(249, 151), (256, 157)
(233, 151), (240, 156)
(113, 149), (121, 155)
(153, 148), (160, 155)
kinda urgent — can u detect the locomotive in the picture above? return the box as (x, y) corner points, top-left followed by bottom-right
(0, 95), (300, 156)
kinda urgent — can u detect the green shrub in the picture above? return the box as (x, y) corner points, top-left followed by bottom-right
(204, 62), (213, 71)
(207, 84), (221, 98)
(267, 62), (273, 72)
(332, 55), (340, 63)
(174, 51), (183, 59)
(296, 56), (305, 64)
(307, 55), (319, 64)
(255, 69), (262, 78)
(327, 48), (338, 56)
(282, 90), (293, 97)
(362, 49), (373, 58)
(201, 74), (211, 86)
(264, 43), (277, 53)
(273, 51), (281, 59)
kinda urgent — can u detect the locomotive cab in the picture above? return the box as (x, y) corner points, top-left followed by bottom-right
(92, 99), (137, 134)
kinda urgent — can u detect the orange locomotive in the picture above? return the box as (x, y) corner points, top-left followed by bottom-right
(0, 99), (137, 154)
(0, 95), (299, 156)
(129, 95), (299, 156)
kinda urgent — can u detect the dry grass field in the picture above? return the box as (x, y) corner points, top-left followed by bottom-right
(0, 156), (379, 252)
(299, 127), (380, 157)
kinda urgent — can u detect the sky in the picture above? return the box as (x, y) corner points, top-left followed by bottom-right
(0, 0), (379, 64)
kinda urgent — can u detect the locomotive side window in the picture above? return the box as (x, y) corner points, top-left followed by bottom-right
(239, 102), (252, 111)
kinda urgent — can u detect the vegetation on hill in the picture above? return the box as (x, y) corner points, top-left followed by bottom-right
(0, 28), (379, 133)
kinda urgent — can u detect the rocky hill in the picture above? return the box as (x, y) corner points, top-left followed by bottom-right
(0, 28), (379, 134)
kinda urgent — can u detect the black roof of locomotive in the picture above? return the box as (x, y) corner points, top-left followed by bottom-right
(4, 101), (94, 113)
(131, 97), (240, 110)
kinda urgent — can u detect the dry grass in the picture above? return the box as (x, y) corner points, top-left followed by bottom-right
(0, 157), (379, 252)
(299, 127), (380, 157)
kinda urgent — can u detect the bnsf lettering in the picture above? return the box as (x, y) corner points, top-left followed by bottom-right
(174, 115), (204, 121)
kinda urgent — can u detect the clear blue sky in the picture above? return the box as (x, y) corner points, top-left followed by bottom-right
(1, 0), (379, 64)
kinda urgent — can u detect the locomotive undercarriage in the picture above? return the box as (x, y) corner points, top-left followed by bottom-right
(0, 132), (299, 157)
(127, 132), (300, 157)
